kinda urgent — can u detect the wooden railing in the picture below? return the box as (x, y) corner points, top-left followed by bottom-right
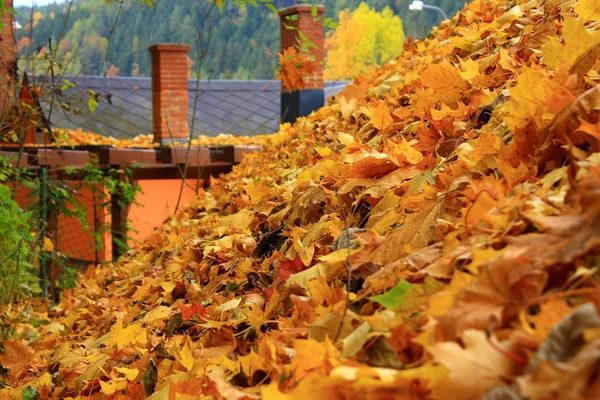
(1, 144), (261, 260)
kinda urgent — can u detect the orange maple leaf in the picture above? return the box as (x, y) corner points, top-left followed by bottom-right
(177, 301), (208, 321)
(278, 255), (306, 281)
(277, 46), (319, 93)
(0, 340), (33, 385)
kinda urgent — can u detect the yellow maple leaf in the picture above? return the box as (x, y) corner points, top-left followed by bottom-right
(114, 366), (139, 381)
(218, 210), (254, 231)
(542, 17), (600, 72)
(500, 66), (575, 130)
(400, 363), (450, 388)
(132, 277), (156, 302)
(428, 270), (474, 317)
(235, 350), (268, 377)
(466, 247), (504, 274)
(290, 339), (341, 381)
(100, 378), (127, 395)
(108, 318), (147, 350)
(458, 58), (481, 82)
(412, 318), (438, 348)
(319, 247), (358, 265)
(143, 305), (172, 323)
(42, 237), (54, 252)
(337, 132), (358, 148)
(384, 138), (424, 166)
(430, 102), (468, 121)
(160, 281), (176, 294)
(575, 0), (600, 21)
(498, 48), (519, 72)
(366, 200), (441, 265)
(421, 59), (470, 105)
(520, 299), (572, 342)
(242, 180), (272, 203)
(298, 243), (315, 267)
(364, 102), (393, 131)
(314, 146), (333, 157)
(179, 339), (195, 371)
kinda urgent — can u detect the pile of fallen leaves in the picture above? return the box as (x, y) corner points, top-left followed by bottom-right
(3, 0), (600, 398)
(50, 128), (271, 148)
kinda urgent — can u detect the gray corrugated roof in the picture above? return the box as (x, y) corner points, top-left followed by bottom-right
(44, 76), (348, 138)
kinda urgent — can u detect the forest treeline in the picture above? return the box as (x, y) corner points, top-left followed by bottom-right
(15, 0), (467, 79)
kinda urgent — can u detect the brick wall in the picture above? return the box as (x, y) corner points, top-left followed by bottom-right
(279, 4), (325, 90)
(148, 44), (191, 144)
(0, 0), (16, 120)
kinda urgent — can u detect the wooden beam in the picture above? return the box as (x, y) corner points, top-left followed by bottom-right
(159, 147), (211, 165)
(209, 146), (235, 163)
(33, 149), (90, 166)
(0, 150), (28, 167)
(130, 163), (232, 181)
(98, 148), (157, 165)
(12, 163), (233, 182)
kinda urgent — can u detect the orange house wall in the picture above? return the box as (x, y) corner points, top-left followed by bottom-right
(12, 179), (200, 264)
(127, 179), (200, 245)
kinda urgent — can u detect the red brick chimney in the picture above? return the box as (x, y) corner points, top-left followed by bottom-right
(148, 44), (191, 145)
(0, 0), (16, 117)
(279, 3), (325, 123)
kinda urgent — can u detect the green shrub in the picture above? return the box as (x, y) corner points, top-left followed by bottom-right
(0, 184), (39, 302)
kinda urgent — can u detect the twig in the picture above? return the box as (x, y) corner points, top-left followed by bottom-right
(104, 0), (124, 77)
(164, 122), (197, 194)
(174, 1), (216, 212)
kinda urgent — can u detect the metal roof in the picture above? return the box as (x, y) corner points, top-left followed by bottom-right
(44, 76), (348, 138)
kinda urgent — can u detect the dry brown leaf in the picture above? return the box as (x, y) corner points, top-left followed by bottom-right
(429, 329), (519, 400)
(0, 340), (33, 385)
(365, 200), (442, 267)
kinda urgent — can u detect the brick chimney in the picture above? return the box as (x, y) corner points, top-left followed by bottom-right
(0, 0), (16, 117)
(148, 44), (191, 145)
(279, 3), (325, 123)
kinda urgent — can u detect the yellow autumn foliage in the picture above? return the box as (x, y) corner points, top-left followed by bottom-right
(324, 2), (406, 80)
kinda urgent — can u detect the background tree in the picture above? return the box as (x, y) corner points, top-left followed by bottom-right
(14, 0), (467, 79)
(324, 2), (405, 80)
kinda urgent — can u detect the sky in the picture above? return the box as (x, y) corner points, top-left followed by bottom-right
(14, 0), (65, 7)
